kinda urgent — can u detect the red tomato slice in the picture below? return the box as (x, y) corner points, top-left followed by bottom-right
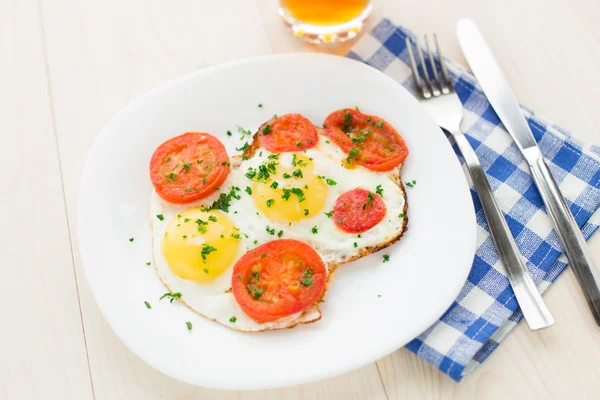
(332, 188), (387, 233)
(149, 132), (230, 203)
(231, 239), (326, 323)
(323, 109), (408, 171)
(258, 114), (318, 152)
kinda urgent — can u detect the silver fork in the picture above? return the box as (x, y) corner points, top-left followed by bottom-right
(406, 35), (555, 330)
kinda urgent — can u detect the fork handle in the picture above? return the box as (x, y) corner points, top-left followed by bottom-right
(452, 132), (555, 330)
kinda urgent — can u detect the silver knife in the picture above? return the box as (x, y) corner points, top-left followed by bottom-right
(457, 18), (600, 327)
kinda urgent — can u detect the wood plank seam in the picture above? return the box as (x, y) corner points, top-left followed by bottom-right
(36, 0), (97, 398)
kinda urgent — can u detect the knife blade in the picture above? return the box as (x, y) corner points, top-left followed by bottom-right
(457, 18), (600, 326)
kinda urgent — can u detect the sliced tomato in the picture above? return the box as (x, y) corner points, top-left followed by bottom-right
(150, 132), (230, 203)
(332, 188), (386, 233)
(323, 109), (408, 171)
(231, 239), (326, 323)
(257, 114), (318, 152)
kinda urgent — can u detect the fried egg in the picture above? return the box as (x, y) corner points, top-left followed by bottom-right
(150, 131), (407, 332)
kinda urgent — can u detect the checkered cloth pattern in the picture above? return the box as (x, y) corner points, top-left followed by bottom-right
(347, 19), (600, 381)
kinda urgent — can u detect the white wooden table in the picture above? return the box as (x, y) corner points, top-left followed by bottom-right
(3, 0), (600, 398)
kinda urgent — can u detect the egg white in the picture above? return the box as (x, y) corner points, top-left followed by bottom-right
(150, 134), (406, 331)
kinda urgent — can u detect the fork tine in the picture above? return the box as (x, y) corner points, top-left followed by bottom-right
(424, 35), (442, 96)
(434, 34), (452, 94)
(405, 38), (429, 99)
(415, 38), (434, 98)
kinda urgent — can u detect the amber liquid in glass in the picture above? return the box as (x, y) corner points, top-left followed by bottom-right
(280, 0), (370, 26)
(279, 0), (372, 43)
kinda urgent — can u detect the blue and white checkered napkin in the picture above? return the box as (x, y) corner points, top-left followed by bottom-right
(347, 19), (600, 381)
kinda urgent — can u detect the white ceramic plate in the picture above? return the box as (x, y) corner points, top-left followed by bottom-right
(78, 53), (476, 390)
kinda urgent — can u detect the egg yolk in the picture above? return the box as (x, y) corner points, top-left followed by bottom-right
(161, 208), (240, 282)
(252, 154), (328, 222)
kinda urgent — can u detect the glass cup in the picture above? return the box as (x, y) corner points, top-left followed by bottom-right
(279, 0), (372, 44)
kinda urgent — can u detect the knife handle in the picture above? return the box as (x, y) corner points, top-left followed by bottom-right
(528, 152), (600, 326)
(454, 134), (554, 329)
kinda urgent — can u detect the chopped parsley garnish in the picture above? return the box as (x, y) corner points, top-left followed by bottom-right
(266, 226), (275, 235)
(247, 161), (278, 183)
(311, 226), (318, 234)
(200, 244), (217, 263)
(229, 316), (237, 323)
(184, 187), (192, 192)
(146, 262), (151, 266)
(282, 187), (306, 202)
(227, 130), (232, 136)
(268, 153), (279, 160)
(406, 181), (415, 188)
(184, 218), (190, 222)
(355, 106), (360, 112)
(304, 269), (313, 278)
(237, 126), (252, 135)
(377, 121), (384, 128)
(354, 242), (358, 248)
(251, 272), (259, 281)
(182, 235), (187, 239)
(231, 233), (241, 239)
(325, 140), (330, 144)
(300, 279), (314, 287)
(236, 142), (249, 152)
(342, 110), (352, 133)
(168, 172), (177, 180)
(351, 130), (372, 144)
(277, 230), (283, 237)
(270, 181), (279, 189)
(245, 168), (256, 179)
(144, 301), (151, 309)
(261, 253), (267, 258)
(159, 292), (181, 303)
(367, 192), (375, 207)
(282, 172), (292, 179)
(304, 209), (309, 216)
(295, 140), (302, 146)
(195, 219), (208, 233)
(202, 187), (241, 213)
(245, 186), (252, 195)
(337, 218), (343, 223)
(183, 163), (191, 172)
(266, 199), (275, 208)
(325, 178), (336, 186)
(383, 254), (390, 263)
(203, 268), (209, 274)
(208, 215), (217, 222)
(366, 117), (371, 122)
(258, 103), (263, 108)
(399, 213), (405, 218)
(325, 211), (333, 218)
(291, 154), (308, 167)
(186, 321), (193, 330)
(129, 237), (134, 242)
(292, 169), (303, 178)
(346, 147), (360, 163)
(376, 184), (383, 196)
(261, 124), (272, 135)
(156, 214), (164, 221)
